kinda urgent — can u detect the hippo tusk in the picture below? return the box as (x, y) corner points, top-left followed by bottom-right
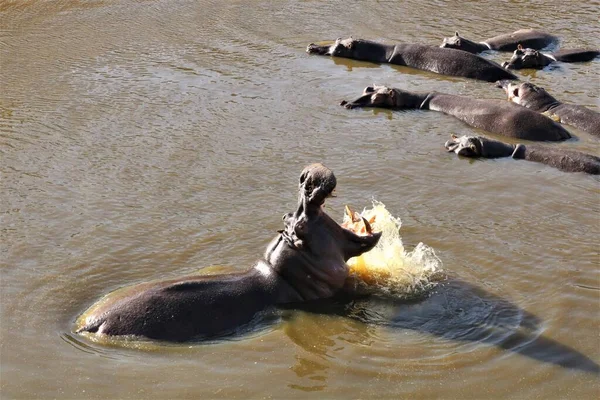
(345, 205), (356, 221)
(361, 217), (373, 234)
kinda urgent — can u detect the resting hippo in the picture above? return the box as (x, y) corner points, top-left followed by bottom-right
(440, 29), (558, 54)
(75, 164), (381, 342)
(497, 81), (600, 137)
(445, 135), (600, 175)
(306, 37), (517, 82)
(340, 86), (572, 141)
(502, 45), (600, 69)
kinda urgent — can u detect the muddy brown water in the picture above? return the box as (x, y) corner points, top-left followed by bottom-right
(1, 1), (599, 398)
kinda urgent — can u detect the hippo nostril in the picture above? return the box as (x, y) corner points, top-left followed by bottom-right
(340, 100), (348, 106)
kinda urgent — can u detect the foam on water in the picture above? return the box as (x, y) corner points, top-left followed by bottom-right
(343, 200), (443, 298)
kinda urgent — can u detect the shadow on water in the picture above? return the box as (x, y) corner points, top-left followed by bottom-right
(290, 278), (600, 375)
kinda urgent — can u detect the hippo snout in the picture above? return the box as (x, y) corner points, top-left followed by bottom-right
(306, 43), (330, 55)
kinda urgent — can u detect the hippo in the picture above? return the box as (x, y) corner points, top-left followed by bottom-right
(75, 164), (382, 342)
(440, 29), (558, 54)
(497, 81), (600, 137)
(445, 135), (600, 174)
(340, 85), (572, 141)
(306, 37), (517, 82)
(502, 45), (600, 69)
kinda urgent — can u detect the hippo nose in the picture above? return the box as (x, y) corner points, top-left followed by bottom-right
(496, 80), (511, 89)
(501, 61), (509, 69)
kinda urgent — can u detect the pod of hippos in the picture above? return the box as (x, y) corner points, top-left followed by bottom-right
(76, 29), (599, 346)
(307, 32), (599, 175)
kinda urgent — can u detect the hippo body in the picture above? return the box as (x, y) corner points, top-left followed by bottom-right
(445, 135), (600, 174)
(440, 29), (558, 54)
(502, 46), (600, 69)
(341, 86), (572, 141)
(307, 38), (517, 82)
(498, 81), (600, 137)
(75, 164), (381, 342)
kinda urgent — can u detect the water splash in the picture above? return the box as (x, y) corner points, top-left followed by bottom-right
(343, 200), (443, 298)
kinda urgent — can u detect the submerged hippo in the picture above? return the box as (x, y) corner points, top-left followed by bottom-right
(497, 80), (600, 137)
(306, 37), (517, 82)
(440, 29), (558, 54)
(502, 45), (600, 69)
(445, 135), (600, 175)
(75, 164), (381, 342)
(340, 85), (572, 141)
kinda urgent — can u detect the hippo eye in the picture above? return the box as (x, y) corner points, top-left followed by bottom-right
(512, 88), (519, 98)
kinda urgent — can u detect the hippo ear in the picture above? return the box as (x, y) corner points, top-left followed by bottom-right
(451, 133), (458, 139)
(517, 44), (523, 51)
(455, 31), (459, 36)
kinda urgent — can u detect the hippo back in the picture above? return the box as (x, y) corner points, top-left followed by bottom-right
(391, 44), (517, 82)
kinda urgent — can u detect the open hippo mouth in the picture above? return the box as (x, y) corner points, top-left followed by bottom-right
(444, 134), (482, 157)
(284, 163), (382, 261)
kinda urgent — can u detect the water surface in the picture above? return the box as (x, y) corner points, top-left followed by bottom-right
(2, 1), (599, 398)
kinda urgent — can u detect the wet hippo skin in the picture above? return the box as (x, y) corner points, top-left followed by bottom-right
(440, 29), (558, 54)
(307, 37), (517, 82)
(497, 80), (600, 137)
(445, 135), (600, 174)
(341, 85), (572, 142)
(502, 45), (600, 69)
(75, 164), (381, 342)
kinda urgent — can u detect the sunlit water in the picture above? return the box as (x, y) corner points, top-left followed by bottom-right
(344, 201), (443, 297)
(1, 1), (599, 399)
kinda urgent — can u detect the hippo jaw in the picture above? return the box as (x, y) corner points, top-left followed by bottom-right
(268, 163), (382, 300)
(502, 46), (543, 69)
(445, 134), (483, 157)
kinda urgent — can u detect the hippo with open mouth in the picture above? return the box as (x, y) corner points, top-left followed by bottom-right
(306, 37), (517, 82)
(501, 45), (599, 70)
(340, 85), (572, 141)
(75, 164), (381, 342)
(496, 80), (600, 137)
(445, 135), (600, 175)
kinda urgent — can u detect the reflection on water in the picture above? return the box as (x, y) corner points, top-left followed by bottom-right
(2, 0), (599, 398)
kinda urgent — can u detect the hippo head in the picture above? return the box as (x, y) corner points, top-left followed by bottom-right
(307, 37), (353, 56)
(440, 31), (479, 53)
(445, 134), (484, 157)
(307, 37), (385, 61)
(445, 134), (516, 159)
(496, 80), (558, 111)
(266, 163), (382, 300)
(340, 85), (423, 110)
(501, 45), (544, 69)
